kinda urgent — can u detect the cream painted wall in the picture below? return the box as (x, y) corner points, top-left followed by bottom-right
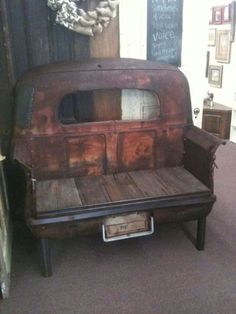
(207, 0), (236, 106)
(120, 0), (210, 127)
(207, 0), (236, 141)
(119, 0), (235, 131)
(119, 0), (147, 59)
(180, 1), (209, 127)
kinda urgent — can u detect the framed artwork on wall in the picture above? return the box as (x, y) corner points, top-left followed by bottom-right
(208, 65), (223, 88)
(215, 30), (231, 63)
(223, 4), (231, 23)
(230, 1), (236, 42)
(213, 7), (223, 24)
(209, 8), (213, 24)
(205, 51), (210, 78)
(208, 29), (216, 46)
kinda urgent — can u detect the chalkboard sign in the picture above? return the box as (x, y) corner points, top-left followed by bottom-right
(147, 0), (183, 66)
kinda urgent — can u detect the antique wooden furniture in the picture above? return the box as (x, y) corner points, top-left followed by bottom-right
(12, 59), (224, 277)
(202, 103), (232, 139)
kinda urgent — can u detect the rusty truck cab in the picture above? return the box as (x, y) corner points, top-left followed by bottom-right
(12, 59), (223, 276)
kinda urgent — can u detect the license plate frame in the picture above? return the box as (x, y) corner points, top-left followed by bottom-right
(102, 212), (154, 242)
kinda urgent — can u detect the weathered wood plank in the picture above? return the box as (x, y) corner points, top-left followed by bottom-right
(89, 8), (119, 58)
(114, 172), (144, 199)
(74, 34), (90, 61)
(6, 0), (91, 76)
(89, 0), (120, 122)
(36, 178), (82, 212)
(73, 1), (90, 61)
(36, 167), (210, 215)
(22, 0), (51, 66)
(48, 10), (75, 62)
(0, 0), (15, 151)
(75, 176), (110, 205)
(121, 90), (160, 120)
(156, 168), (187, 194)
(102, 172), (144, 202)
(36, 180), (58, 213)
(0, 17), (12, 140)
(6, 0), (29, 78)
(156, 167), (208, 193)
(74, 91), (94, 123)
(92, 90), (121, 122)
(56, 178), (82, 209)
(129, 170), (169, 197)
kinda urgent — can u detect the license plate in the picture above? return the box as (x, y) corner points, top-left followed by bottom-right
(102, 212), (154, 242)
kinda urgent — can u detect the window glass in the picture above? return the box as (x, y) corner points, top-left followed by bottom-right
(59, 89), (160, 124)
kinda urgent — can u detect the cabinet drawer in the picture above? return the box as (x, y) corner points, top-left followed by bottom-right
(203, 113), (222, 135)
(202, 105), (232, 139)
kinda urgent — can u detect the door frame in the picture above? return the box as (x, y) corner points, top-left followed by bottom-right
(0, 156), (11, 299)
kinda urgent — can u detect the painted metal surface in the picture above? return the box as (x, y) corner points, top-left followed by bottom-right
(12, 58), (223, 194)
(11, 59), (224, 275)
(13, 59), (192, 179)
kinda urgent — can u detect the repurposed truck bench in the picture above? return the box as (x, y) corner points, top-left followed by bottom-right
(12, 59), (224, 277)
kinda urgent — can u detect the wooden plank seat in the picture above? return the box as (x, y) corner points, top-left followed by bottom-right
(35, 167), (211, 221)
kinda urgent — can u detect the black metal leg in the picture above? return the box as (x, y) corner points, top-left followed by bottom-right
(39, 238), (52, 277)
(196, 216), (206, 251)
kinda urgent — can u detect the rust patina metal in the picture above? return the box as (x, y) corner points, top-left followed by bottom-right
(11, 58), (224, 276)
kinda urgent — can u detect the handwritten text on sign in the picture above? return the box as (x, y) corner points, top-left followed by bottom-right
(147, 0), (183, 66)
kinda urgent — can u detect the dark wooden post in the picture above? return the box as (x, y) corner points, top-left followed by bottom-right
(39, 239), (52, 277)
(89, 0), (121, 122)
(196, 216), (206, 250)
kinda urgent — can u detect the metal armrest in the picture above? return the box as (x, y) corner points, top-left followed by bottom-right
(184, 125), (226, 152)
(183, 125), (225, 192)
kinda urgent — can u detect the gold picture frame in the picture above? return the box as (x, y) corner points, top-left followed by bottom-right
(223, 4), (231, 23)
(208, 65), (223, 88)
(215, 30), (231, 63)
(213, 7), (223, 24)
(209, 8), (213, 24)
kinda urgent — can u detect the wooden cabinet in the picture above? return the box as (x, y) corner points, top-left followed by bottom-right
(230, 110), (236, 143)
(202, 103), (232, 139)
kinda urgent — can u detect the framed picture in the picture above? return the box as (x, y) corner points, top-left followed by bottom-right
(209, 8), (213, 24)
(230, 1), (235, 42)
(208, 29), (216, 46)
(208, 65), (223, 88)
(215, 30), (231, 63)
(205, 51), (210, 78)
(213, 7), (223, 24)
(223, 4), (231, 23)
